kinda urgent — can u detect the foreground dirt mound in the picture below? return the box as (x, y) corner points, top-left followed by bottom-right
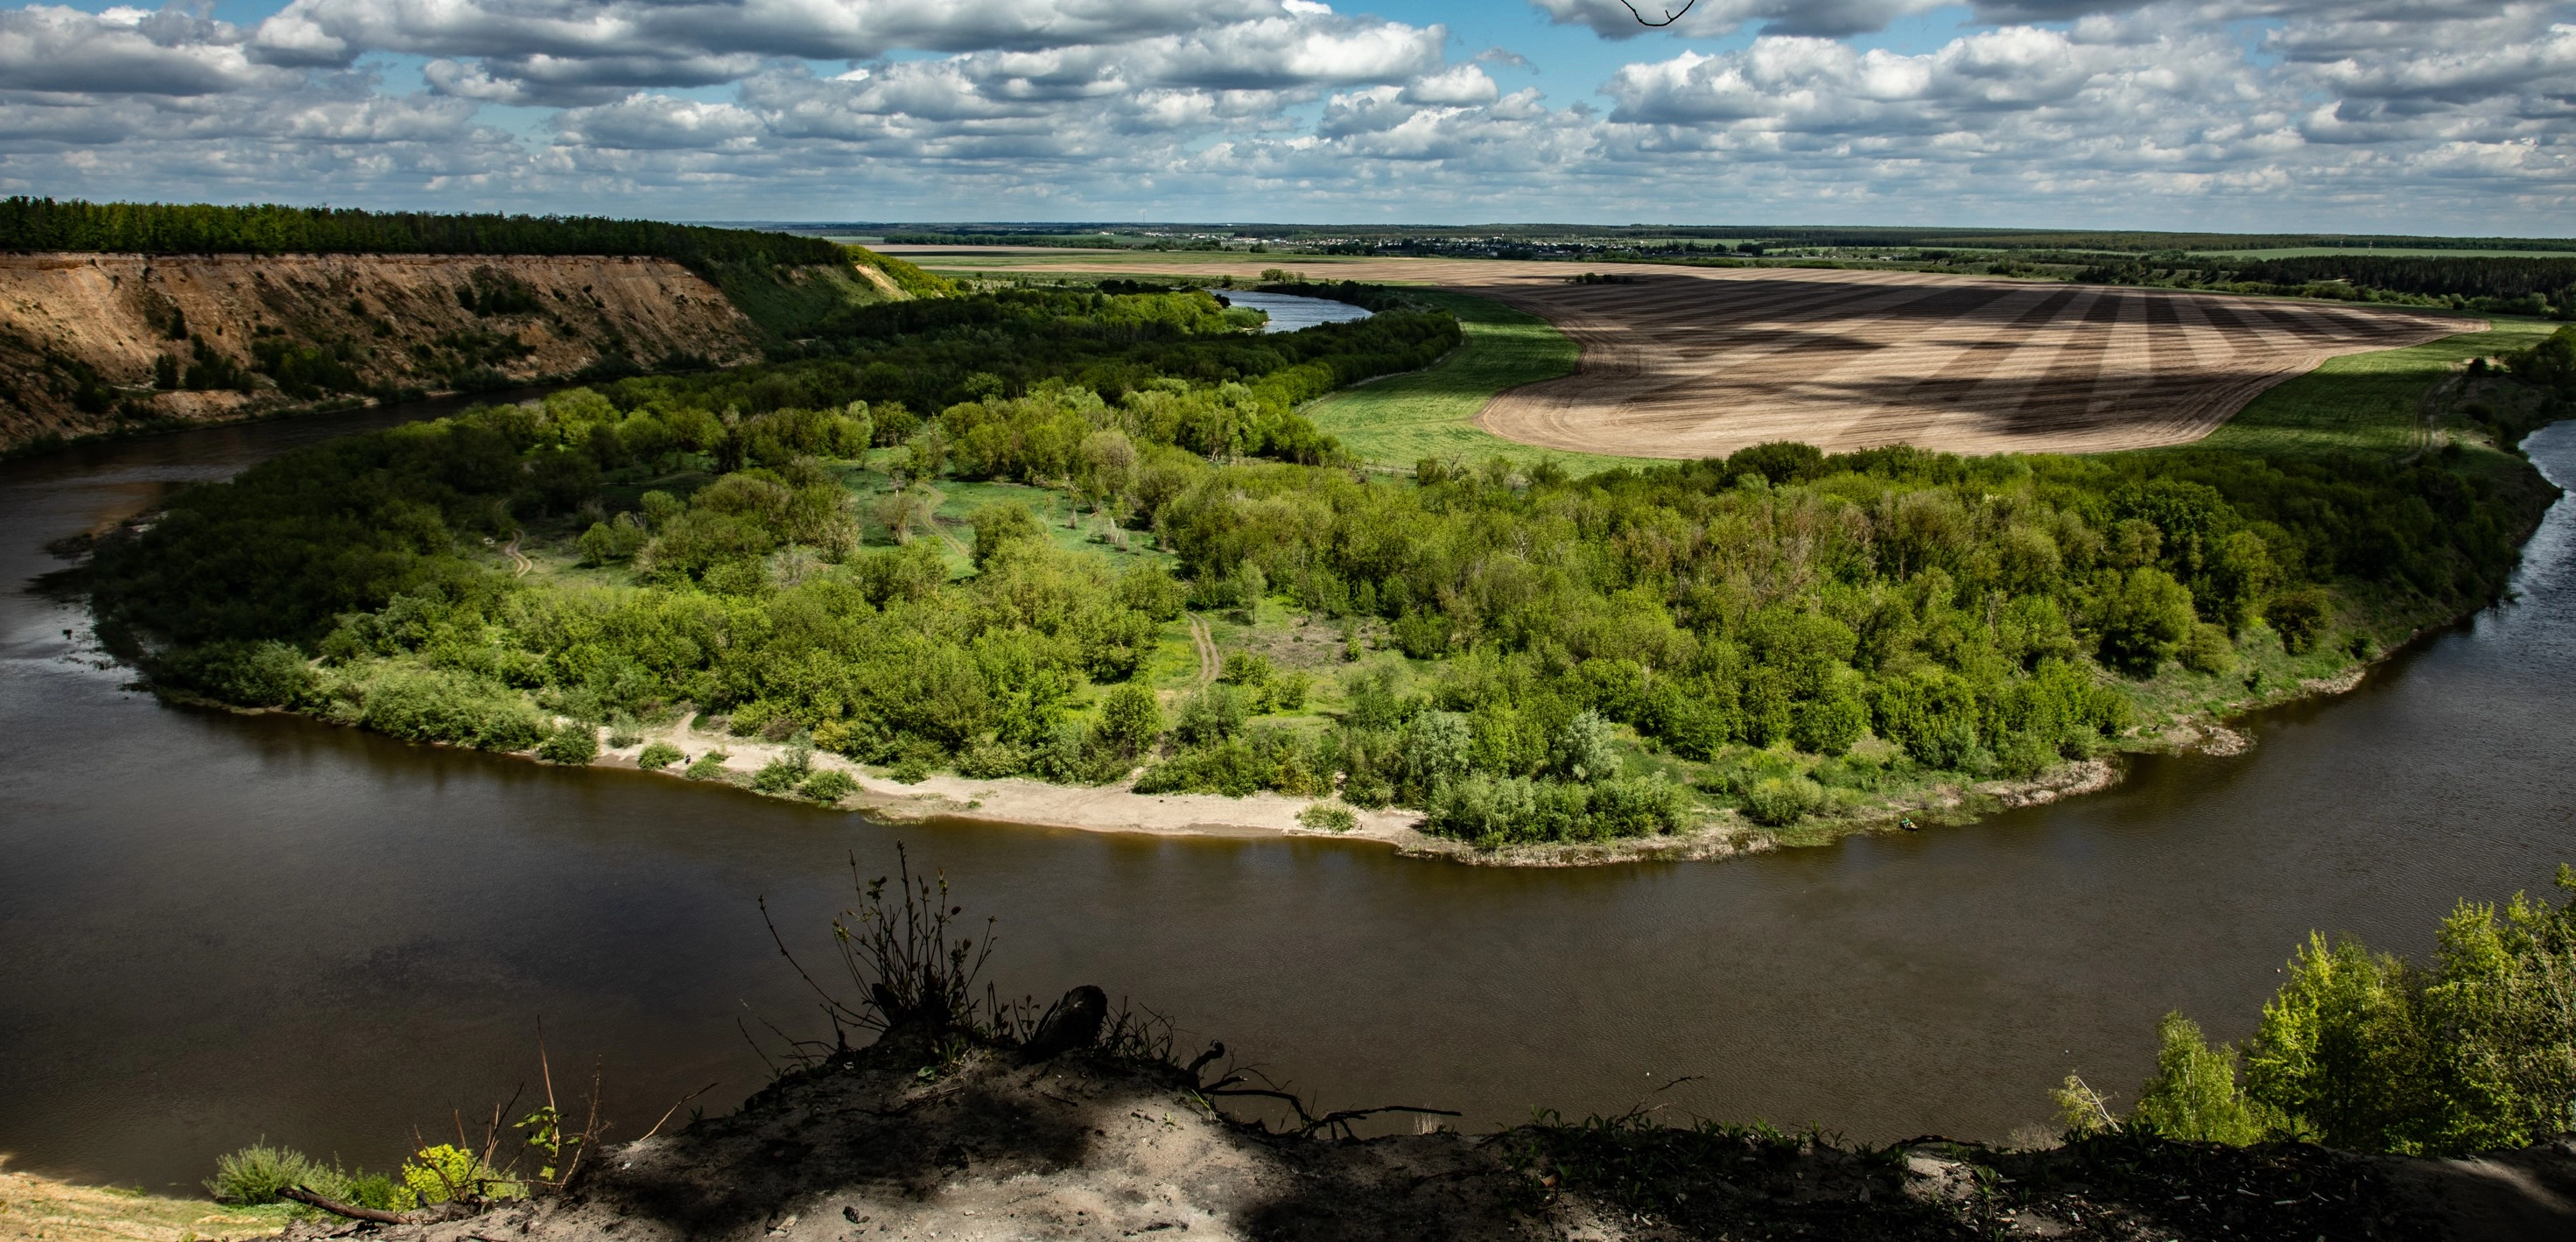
(278, 1021), (2576, 1242)
(0, 252), (769, 450)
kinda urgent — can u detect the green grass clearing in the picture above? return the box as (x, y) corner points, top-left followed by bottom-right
(1302, 290), (1653, 475)
(2193, 318), (2563, 460)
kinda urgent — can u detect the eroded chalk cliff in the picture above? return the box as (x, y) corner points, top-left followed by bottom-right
(0, 251), (827, 450)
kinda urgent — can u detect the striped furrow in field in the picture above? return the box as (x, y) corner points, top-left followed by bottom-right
(1460, 267), (2479, 458)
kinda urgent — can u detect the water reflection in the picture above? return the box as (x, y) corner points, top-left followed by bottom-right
(1218, 291), (1374, 333)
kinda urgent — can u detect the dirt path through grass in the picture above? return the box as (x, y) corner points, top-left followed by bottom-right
(918, 484), (973, 558)
(1187, 614), (1219, 687)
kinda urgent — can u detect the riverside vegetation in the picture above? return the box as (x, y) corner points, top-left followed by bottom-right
(83, 277), (2574, 853)
(2067, 864), (2576, 1158)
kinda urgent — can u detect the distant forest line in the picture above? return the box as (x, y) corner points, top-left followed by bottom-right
(0, 198), (846, 268)
(793, 221), (2576, 255)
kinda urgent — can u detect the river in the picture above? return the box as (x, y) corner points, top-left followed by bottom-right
(1218, 290), (1375, 333)
(3, 407), (2572, 1194)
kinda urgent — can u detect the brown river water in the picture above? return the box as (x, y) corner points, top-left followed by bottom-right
(4, 405), (2573, 1194)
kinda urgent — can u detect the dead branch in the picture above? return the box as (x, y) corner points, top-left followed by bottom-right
(279, 1185), (412, 1224)
(639, 1081), (720, 1143)
(1618, 0), (1697, 26)
(1302, 1105), (1463, 1141)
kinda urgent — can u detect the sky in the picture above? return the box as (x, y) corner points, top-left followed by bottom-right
(1, 0), (2571, 233)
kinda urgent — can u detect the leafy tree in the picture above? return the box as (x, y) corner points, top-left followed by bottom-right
(1551, 710), (1621, 783)
(969, 502), (1043, 572)
(2105, 867), (2576, 1156)
(2129, 1013), (2277, 1145)
(2266, 587), (2333, 655)
(2096, 567), (2198, 673)
(1093, 684), (1162, 756)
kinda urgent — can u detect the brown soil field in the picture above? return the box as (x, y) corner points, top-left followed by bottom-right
(1468, 266), (2482, 457)
(882, 250), (2483, 457)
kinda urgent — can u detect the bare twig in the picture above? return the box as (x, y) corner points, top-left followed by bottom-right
(1618, 0), (1697, 26)
(639, 1081), (720, 1143)
(279, 1185), (411, 1224)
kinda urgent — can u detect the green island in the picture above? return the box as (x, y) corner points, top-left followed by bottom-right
(82, 260), (2576, 858)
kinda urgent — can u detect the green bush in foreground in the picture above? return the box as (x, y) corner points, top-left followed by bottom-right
(1296, 802), (1358, 832)
(2127, 1014), (2279, 1145)
(636, 740), (684, 770)
(684, 751), (730, 781)
(398, 1143), (519, 1204)
(205, 1141), (319, 1205)
(206, 1142), (414, 1214)
(536, 722), (600, 765)
(2103, 865), (2576, 1156)
(751, 747), (813, 793)
(797, 768), (858, 803)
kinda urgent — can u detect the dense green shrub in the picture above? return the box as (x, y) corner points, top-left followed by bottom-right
(751, 747), (814, 793)
(1172, 685), (1247, 746)
(2095, 567), (2198, 672)
(797, 768), (858, 803)
(205, 1142), (322, 1205)
(147, 640), (314, 707)
(1423, 773), (1688, 846)
(1091, 684), (1162, 755)
(1297, 802), (1358, 832)
(636, 740), (684, 770)
(1551, 710), (1621, 783)
(2180, 622), (2237, 675)
(399, 1143), (519, 1204)
(355, 664), (548, 751)
(1741, 775), (1828, 826)
(206, 1142), (414, 1214)
(2128, 1014), (2278, 1145)
(536, 722), (600, 765)
(2266, 586), (2333, 654)
(1134, 725), (1330, 797)
(684, 751), (731, 781)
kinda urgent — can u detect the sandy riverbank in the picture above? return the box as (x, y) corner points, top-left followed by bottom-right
(570, 716), (2155, 867)
(586, 719), (1772, 866)
(0, 1157), (283, 1241)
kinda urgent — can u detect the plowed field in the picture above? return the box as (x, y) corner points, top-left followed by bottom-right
(1466, 267), (2481, 457)
(881, 249), (2484, 458)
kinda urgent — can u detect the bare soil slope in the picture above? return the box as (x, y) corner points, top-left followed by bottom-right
(272, 1017), (2576, 1242)
(0, 253), (768, 450)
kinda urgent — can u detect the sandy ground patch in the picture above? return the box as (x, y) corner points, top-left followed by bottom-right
(0, 1159), (281, 1241)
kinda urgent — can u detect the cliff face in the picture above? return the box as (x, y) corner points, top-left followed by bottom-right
(0, 252), (779, 451)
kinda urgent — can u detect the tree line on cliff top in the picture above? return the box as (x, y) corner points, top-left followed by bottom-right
(0, 197), (846, 268)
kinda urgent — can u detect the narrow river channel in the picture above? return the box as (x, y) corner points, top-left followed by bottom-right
(4, 408), (2572, 1193)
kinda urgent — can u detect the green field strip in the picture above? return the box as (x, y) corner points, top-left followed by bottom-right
(1302, 290), (1660, 475)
